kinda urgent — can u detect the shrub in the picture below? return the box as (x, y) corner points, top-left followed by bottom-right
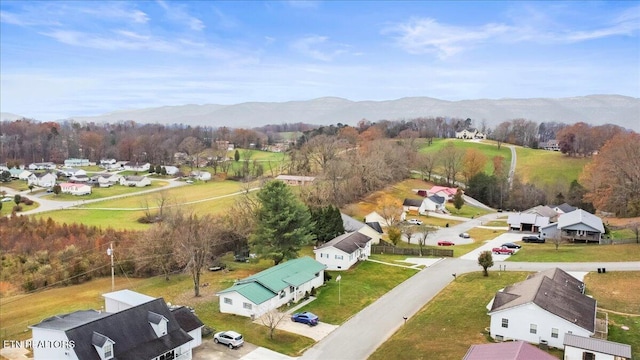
(12, 205), (23, 212)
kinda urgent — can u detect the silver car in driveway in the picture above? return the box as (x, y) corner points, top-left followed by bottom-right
(213, 330), (244, 349)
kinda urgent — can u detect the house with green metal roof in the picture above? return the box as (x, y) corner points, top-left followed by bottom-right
(217, 256), (326, 318)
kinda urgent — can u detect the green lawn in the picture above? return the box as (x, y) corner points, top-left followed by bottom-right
(419, 139), (512, 176)
(0, 181), (29, 191)
(294, 260), (418, 325)
(0, 200), (40, 217)
(446, 203), (492, 218)
(42, 181), (169, 202)
(34, 209), (152, 230)
(370, 271), (530, 360)
(514, 146), (589, 191)
(506, 243), (640, 262)
(607, 313), (640, 360)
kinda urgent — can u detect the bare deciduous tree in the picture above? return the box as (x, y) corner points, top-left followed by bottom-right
(259, 307), (289, 339)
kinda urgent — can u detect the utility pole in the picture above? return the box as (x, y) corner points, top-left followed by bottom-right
(107, 242), (114, 291)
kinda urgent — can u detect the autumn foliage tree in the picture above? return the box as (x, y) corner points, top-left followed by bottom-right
(580, 132), (640, 217)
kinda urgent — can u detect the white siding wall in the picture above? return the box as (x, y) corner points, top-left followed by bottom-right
(31, 328), (79, 360)
(489, 303), (593, 349)
(564, 346), (615, 360)
(359, 227), (382, 244)
(315, 247), (356, 271)
(187, 328), (202, 348)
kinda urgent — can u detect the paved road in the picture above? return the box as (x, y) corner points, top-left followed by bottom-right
(300, 212), (640, 360)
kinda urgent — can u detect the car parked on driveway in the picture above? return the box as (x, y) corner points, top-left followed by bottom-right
(459, 232), (470, 238)
(437, 240), (455, 246)
(291, 312), (319, 326)
(522, 235), (545, 243)
(501, 242), (522, 249)
(492, 246), (516, 255)
(213, 330), (244, 349)
(407, 219), (423, 225)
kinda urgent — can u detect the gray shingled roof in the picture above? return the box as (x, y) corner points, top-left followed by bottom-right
(556, 203), (577, 213)
(403, 198), (423, 207)
(490, 268), (596, 332)
(427, 194), (445, 204)
(33, 298), (193, 360)
(463, 340), (557, 360)
(564, 333), (631, 358)
(341, 213), (366, 232)
(558, 209), (604, 233)
(366, 222), (383, 234)
(171, 307), (204, 332)
(317, 232), (372, 254)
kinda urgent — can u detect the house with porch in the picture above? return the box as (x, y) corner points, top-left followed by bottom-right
(30, 289), (203, 360)
(64, 158), (89, 167)
(487, 268), (596, 349)
(97, 174), (122, 188)
(456, 128), (487, 139)
(123, 162), (151, 172)
(421, 194), (446, 213)
(28, 162), (56, 170)
(540, 209), (605, 243)
(428, 186), (459, 201)
(217, 257), (326, 318)
(28, 172), (57, 188)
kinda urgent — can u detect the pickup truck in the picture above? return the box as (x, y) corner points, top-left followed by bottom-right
(492, 246), (516, 255)
(522, 235), (545, 243)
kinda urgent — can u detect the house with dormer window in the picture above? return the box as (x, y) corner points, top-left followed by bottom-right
(30, 290), (203, 360)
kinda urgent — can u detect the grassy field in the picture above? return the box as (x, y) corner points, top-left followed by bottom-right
(514, 146), (590, 192)
(370, 271), (530, 360)
(34, 209), (152, 230)
(506, 242), (640, 262)
(0, 253), (416, 356)
(419, 139), (512, 175)
(42, 181), (169, 202)
(0, 199), (40, 217)
(0, 181), (30, 192)
(585, 272), (640, 359)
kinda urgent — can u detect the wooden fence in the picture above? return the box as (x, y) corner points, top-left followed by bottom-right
(371, 245), (453, 257)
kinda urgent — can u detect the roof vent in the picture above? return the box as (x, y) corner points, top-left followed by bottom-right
(544, 292), (548, 296)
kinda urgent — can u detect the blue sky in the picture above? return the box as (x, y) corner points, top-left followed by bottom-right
(1, 1), (639, 120)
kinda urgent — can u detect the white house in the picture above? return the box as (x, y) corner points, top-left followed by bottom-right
(17, 169), (33, 180)
(28, 162), (56, 170)
(540, 209), (605, 244)
(99, 159), (117, 168)
(217, 257), (326, 318)
(314, 232), (371, 270)
(164, 166), (180, 175)
(28, 172), (57, 188)
(59, 168), (87, 177)
(60, 182), (92, 196)
(487, 268), (596, 349)
(64, 158), (89, 167)
(420, 194), (446, 213)
(563, 333), (632, 360)
(341, 213), (384, 244)
(124, 162), (151, 172)
(275, 174), (316, 186)
(191, 170), (212, 181)
(456, 128), (486, 139)
(403, 198), (423, 213)
(507, 213), (551, 233)
(364, 211), (393, 227)
(30, 289), (202, 360)
(97, 174), (122, 188)
(120, 175), (151, 187)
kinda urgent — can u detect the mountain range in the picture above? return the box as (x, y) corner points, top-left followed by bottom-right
(3, 95), (639, 131)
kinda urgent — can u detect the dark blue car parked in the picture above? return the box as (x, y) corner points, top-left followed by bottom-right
(291, 312), (319, 326)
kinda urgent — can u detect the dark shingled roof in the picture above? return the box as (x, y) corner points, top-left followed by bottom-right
(490, 268), (595, 332)
(427, 194), (445, 204)
(34, 298), (193, 360)
(366, 222), (383, 234)
(403, 198), (423, 207)
(463, 340), (557, 360)
(171, 307), (204, 332)
(317, 232), (371, 254)
(556, 203), (577, 213)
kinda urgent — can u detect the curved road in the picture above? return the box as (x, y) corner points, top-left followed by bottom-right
(301, 213), (639, 360)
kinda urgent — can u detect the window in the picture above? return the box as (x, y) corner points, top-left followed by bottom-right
(551, 328), (559, 338)
(243, 302), (252, 310)
(290, 286), (294, 293)
(104, 343), (113, 359)
(335, 255), (343, 260)
(495, 335), (504, 341)
(280, 291), (285, 299)
(501, 318), (509, 328)
(224, 297), (232, 305)
(530, 324), (537, 334)
(582, 352), (595, 360)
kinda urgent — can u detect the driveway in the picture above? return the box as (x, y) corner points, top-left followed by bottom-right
(276, 319), (338, 342)
(459, 232), (523, 261)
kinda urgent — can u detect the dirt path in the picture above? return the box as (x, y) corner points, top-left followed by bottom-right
(598, 307), (640, 317)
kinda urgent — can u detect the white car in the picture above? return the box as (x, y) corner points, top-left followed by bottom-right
(1, 197), (13, 202)
(407, 219), (423, 225)
(214, 330), (244, 349)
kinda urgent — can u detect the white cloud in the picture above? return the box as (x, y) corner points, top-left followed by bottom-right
(383, 18), (511, 58)
(291, 35), (349, 61)
(157, 0), (205, 31)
